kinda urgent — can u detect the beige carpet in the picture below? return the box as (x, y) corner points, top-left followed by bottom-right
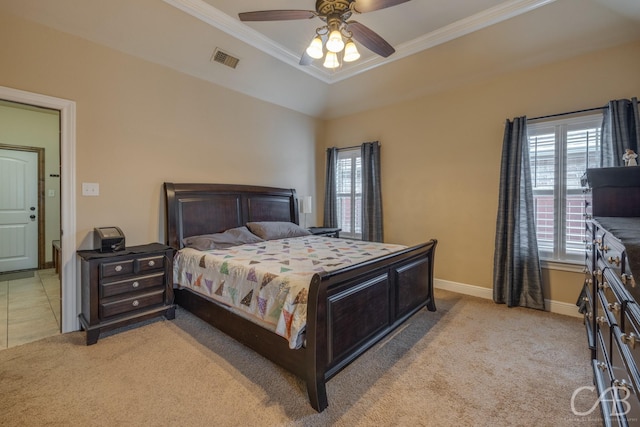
(0, 290), (602, 426)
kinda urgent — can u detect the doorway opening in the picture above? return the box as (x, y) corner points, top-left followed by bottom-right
(0, 85), (78, 338)
(0, 101), (61, 348)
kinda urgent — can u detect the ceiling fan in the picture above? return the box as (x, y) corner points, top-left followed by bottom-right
(238, 0), (410, 69)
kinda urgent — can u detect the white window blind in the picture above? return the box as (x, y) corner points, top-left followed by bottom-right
(336, 148), (362, 239)
(528, 113), (602, 263)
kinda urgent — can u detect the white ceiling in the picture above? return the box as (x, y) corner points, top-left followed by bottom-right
(1, 0), (640, 119)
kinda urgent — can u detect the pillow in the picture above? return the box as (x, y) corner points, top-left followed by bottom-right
(182, 226), (264, 250)
(246, 221), (311, 240)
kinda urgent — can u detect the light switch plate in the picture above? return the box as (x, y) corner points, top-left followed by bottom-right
(82, 182), (99, 196)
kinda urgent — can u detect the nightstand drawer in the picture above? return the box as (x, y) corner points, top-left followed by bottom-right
(136, 255), (165, 272)
(100, 272), (165, 298)
(101, 259), (135, 278)
(100, 289), (165, 318)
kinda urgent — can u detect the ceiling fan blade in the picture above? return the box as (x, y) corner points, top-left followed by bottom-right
(238, 10), (316, 22)
(352, 0), (411, 14)
(347, 21), (395, 58)
(299, 51), (314, 66)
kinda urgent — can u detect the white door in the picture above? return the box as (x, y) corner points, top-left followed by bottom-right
(0, 149), (38, 272)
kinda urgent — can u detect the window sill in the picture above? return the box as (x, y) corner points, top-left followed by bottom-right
(540, 259), (585, 273)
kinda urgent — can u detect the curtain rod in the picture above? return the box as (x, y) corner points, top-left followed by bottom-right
(528, 105), (607, 121)
(327, 141), (380, 152)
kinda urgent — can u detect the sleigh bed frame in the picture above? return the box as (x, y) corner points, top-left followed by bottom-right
(164, 182), (437, 412)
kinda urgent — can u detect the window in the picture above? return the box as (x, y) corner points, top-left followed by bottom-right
(336, 148), (362, 239)
(528, 114), (602, 263)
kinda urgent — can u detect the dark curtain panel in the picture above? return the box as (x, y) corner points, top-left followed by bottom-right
(361, 141), (383, 242)
(601, 97), (640, 167)
(323, 147), (338, 228)
(493, 117), (545, 310)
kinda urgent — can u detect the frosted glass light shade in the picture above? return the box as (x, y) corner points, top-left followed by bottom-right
(323, 51), (340, 69)
(343, 40), (360, 62)
(326, 30), (345, 53)
(306, 36), (324, 59)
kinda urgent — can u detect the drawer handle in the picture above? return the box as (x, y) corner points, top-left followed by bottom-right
(608, 302), (621, 313)
(586, 311), (593, 320)
(132, 300), (139, 307)
(599, 244), (609, 253)
(598, 281), (609, 291)
(132, 281), (139, 288)
(613, 379), (634, 396)
(594, 270), (602, 280)
(608, 256), (621, 267)
(596, 316), (606, 326)
(115, 265), (123, 272)
(148, 260), (155, 267)
(596, 361), (607, 372)
(622, 274), (635, 287)
(621, 332), (638, 349)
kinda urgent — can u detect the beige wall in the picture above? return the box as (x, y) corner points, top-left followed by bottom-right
(0, 14), (320, 250)
(322, 40), (640, 305)
(0, 101), (60, 263)
(2, 13), (639, 307)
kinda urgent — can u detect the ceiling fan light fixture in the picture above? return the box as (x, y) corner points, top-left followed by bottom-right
(323, 51), (340, 69)
(343, 40), (360, 62)
(306, 36), (324, 59)
(326, 30), (345, 53)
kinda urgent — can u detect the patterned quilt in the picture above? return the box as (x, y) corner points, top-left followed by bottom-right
(173, 235), (407, 349)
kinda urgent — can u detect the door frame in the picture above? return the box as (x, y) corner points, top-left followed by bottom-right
(0, 85), (77, 334)
(0, 144), (46, 270)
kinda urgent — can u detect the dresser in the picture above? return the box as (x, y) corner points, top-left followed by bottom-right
(580, 167), (640, 424)
(78, 243), (175, 345)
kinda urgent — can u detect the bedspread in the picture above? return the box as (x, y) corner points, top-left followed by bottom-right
(173, 235), (407, 349)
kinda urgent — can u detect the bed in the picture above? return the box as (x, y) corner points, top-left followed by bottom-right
(164, 182), (437, 412)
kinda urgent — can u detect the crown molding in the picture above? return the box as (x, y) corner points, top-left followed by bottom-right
(164, 0), (557, 84)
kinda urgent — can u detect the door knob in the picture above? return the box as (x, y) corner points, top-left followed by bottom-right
(30, 215), (36, 220)
(30, 207), (35, 211)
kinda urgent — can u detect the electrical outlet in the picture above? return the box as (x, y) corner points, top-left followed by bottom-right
(82, 182), (99, 196)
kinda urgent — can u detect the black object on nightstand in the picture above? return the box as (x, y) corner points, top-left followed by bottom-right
(308, 227), (341, 238)
(77, 243), (175, 345)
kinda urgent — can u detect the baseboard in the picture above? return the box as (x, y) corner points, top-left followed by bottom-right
(434, 278), (581, 318)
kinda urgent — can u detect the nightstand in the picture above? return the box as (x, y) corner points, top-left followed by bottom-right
(308, 227), (341, 238)
(77, 243), (175, 345)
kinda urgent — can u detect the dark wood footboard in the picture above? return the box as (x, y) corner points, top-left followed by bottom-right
(306, 239), (437, 411)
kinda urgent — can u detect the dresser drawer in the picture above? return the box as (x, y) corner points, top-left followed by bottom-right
(600, 232), (626, 278)
(603, 266), (633, 305)
(101, 259), (135, 278)
(136, 255), (165, 273)
(610, 325), (640, 422)
(598, 268), (626, 327)
(582, 282), (595, 350)
(593, 329), (619, 426)
(100, 272), (165, 298)
(597, 288), (616, 331)
(621, 303), (640, 363)
(100, 289), (165, 319)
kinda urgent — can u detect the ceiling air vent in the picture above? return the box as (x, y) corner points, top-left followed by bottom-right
(211, 48), (239, 69)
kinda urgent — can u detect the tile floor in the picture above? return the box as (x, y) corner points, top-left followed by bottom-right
(0, 269), (61, 349)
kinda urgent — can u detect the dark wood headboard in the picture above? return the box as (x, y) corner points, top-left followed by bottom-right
(164, 183), (299, 249)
